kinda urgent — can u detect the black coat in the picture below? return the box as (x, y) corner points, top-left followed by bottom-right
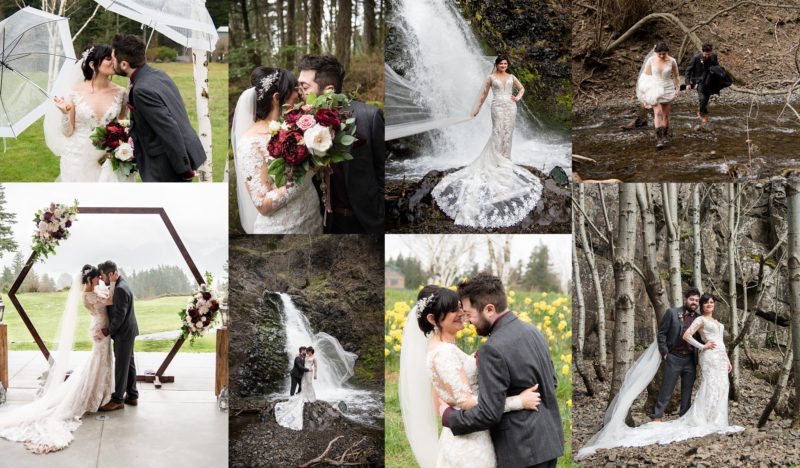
(341, 100), (385, 233)
(290, 355), (308, 380)
(684, 52), (720, 88)
(107, 277), (138, 341)
(657, 306), (702, 365)
(128, 64), (207, 182)
(446, 313), (564, 467)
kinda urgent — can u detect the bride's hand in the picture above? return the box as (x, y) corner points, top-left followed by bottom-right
(727, 360), (732, 374)
(53, 96), (72, 114)
(519, 384), (540, 410)
(109, 271), (120, 283)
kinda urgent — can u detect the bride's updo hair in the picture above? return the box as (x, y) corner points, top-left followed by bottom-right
(81, 264), (100, 285)
(306, 346), (315, 355)
(654, 42), (670, 53)
(251, 67), (298, 120)
(416, 285), (460, 336)
(81, 44), (113, 81)
(494, 54), (510, 68)
(699, 293), (715, 309)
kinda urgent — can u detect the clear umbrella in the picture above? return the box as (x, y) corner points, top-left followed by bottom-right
(0, 7), (76, 138)
(94, 0), (218, 51)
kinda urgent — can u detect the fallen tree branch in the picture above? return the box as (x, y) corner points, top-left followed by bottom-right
(300, 436), (344, 468)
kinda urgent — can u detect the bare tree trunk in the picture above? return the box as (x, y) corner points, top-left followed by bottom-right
(335, 0), (353, 69)
(691, 184), (703, 293)
(286, 0), (296, 67)
(310, 0), (323, 54)
(636, 183), (669, 323)
(728, 184), (740, 399)
(758, 339), (793, 427)
(662, 183), (682, 306)
(573, 208), (595, 396)
(277, 0), (286, 50)
(364, 0), (377, 52)
(577, 185), (608, 380)
(192, 48), (213, 181)
(787, 174), (800, 427)
(610, 184), (638, 402)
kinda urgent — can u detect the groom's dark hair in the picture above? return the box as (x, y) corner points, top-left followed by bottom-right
(112, 34), (146, 68)
(685, 287), (701, 299)
(458, 272), (507, 314)
(299, 346), (307, 353)
(98, 260), (118, 275)
(298, 55), (345, 93)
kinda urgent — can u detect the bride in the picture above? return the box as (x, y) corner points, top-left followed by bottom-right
(431, 55), (543, 229)
(400, 285), (541, 467)
(45, 45), (130, 182)
(0, 265), (119, 454)
(636, 42), (681, 150)
(275, 346), (318, 430)
(576, 293), (743, 460)
(231, 67), (323, 234)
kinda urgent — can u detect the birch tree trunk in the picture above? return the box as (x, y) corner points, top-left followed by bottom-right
(577, 185), (607, 380)
(662, 183), (682, 306)
(573, 208), (595, 395)
(636, 183), (669, 323)
(610, 184), (638, 402)
(727, 184), (740, 398)
(691, 184), (703, 292)
(192, 48), (213, 182)
(786, 174), (800, 427)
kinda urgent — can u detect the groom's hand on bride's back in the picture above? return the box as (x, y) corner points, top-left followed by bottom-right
(520, 384), (541, 411)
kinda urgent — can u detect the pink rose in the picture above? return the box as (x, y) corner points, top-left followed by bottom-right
(297, 114), (317, 131)
(301, 105), (312, 112)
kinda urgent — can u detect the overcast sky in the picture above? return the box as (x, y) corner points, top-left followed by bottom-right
(0, 183), (228, 282)
(385, 234), (571, 285)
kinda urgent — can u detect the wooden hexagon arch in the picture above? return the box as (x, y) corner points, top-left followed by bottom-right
(8, 207), (205, 388)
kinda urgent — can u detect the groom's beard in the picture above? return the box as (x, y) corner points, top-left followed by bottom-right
(473, 314), (493, 336)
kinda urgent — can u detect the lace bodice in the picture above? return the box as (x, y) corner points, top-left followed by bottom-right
(647, 56), (677, 82)
(490, 75), (516, 100)
(236, 135), (323, 234)
(59, 86), (127, 182)
(83, 290), (110, 335)
(427, 343), (479, 408)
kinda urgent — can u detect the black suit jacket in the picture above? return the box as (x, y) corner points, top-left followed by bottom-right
(444, 313), (564, 467)
(128, 64), (206, 182)
(107, 277), (138, 341)
(342, 100), (385, 233)
(657, 306), (702, 365)
(684, 53), (720, 88)
(290, 355), (308, 380)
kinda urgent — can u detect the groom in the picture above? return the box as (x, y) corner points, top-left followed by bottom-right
(297, 55), (385, 234)
(290, 346), (310, 396)
(652, 288), (709, 421)
(685, 43), (721, 125)
(440, 273), (563, 468)
(111, 35), (207, 182)
(98, 261), (140, 412)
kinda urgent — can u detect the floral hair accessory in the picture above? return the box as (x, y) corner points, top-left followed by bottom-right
(257, 70), (281, 101)
(82, 46), (95, 64)
(415, 294), (436, 318)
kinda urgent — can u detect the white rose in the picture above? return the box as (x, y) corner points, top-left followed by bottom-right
(304, 124), (334, 156)
(118, 119), (130, 128)
(53, 208), (62, 218)
(115, 142), (134, 162)
(268, 120), (282, 135)
(280, 122), (290, 131)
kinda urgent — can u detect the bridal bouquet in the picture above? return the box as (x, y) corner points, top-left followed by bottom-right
(90, 119), (137, 178)
(267, 91), (357, 188)
(179, 275), (221, 344)
(32, 201), (78, 260)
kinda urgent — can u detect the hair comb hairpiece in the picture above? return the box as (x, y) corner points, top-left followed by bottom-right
(81, 46), (95, 65)
(257, 70), (281, 101)
(415, 294), (436, 318)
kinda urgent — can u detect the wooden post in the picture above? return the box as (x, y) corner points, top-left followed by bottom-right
(0, 322), (8, 391)
(215, 326), (228, 396)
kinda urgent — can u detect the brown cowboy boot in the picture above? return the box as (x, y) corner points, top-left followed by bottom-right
(655, 127), (666, 150)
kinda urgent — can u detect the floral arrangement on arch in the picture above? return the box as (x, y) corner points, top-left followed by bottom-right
(32, 201), (78, 261)
(90, 119), (137, 178)
(179, 272), (221, 344)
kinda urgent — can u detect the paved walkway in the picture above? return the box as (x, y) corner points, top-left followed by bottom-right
(1, 351), (227, 468)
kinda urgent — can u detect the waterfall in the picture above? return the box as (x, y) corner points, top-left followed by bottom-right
(279, 293), (357, 393)
(386, 0), (571, 180)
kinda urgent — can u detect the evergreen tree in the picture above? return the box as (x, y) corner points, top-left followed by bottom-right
(0, 185), (16, 258)
(521, 243), (562, 293)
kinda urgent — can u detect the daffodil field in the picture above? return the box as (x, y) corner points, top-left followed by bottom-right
(384, 287), (573, 467)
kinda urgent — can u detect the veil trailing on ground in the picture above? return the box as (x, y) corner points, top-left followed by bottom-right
(399, 306), (439, 468)
(636, 48), (663, 108)
(43, 60), (83, 157)
(0, 273), (84, 450)
(230, 87), (259, 234)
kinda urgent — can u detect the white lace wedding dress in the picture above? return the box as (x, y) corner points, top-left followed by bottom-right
(432, 75), (542, 229)
(59, 86), (129, 182)
(236, 135), (323, 234)
(275, 356), (317, 431)
(0, 288), (114, 454)
(576, 316), (744, 460)
(637, 56), (678, 108)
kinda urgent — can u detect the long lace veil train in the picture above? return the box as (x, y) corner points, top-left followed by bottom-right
(230, 87), (259, 234)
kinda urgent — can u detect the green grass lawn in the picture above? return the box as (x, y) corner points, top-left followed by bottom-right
(0, 62), (228, 182)
(3, 291), (216, 353)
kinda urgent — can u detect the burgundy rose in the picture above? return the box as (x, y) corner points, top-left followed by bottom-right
(210, 300), (220, 312)
(188, 308), (198, 318)
(52, 229), (64, 240)
(268, 130), (309, 166)
(65, 220), (72, 228)
(284, 109), (303, 125)
(43, 212), (53, 222)
(202, 291), (212, 301)
(315, 108), (341, 128)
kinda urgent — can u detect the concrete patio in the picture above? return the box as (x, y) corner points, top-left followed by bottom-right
(0, 351), (228, 468)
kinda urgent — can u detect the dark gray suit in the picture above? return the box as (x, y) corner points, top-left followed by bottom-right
(107, 277), (139, 403)
(324, 100), (384, 234)
(653, 306), (701, 418)
(444, 313), (564, 467)
(289, 355), (308, 395)
(128, 64), (206, 182)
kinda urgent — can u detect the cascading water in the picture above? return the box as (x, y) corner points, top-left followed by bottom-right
(386, 0), (571, 180)
(277, 293), (383, 426)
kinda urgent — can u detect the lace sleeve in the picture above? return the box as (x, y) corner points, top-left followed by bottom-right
(238, 138), (304, 215)
(119, 88), (129, 120)
(471, 76), (493, 116)
(84, 292), (105, 315)
(430, 345), (476, 409)
(511, 74), (525, 99)
(683, 317), (705, 350)
(61, 91), (77, 136)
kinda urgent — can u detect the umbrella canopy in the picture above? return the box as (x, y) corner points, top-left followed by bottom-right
(95, 0), (218, 51)
(0, 7), (76, 138)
